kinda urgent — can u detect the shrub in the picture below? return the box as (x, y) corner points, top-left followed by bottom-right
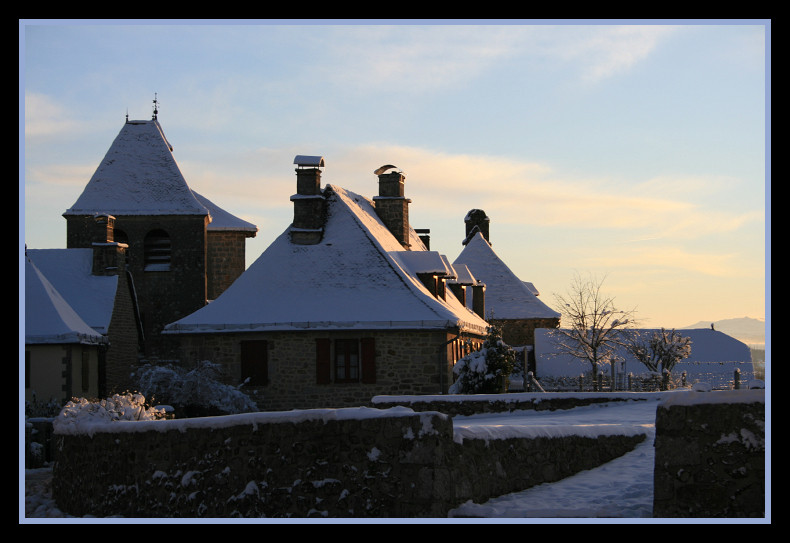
(52, 392), (166, 435)
(449, 324), (516, 394)
(136, 360), (258, 417)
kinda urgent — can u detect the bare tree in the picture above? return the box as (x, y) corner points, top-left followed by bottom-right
(551, 273), (637, 390)
(624, 328), (691, 389)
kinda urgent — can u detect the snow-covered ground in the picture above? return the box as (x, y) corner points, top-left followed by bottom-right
(22, 394), (767, 523)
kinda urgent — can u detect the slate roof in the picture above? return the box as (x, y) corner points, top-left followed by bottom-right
(164, 185), (489, 335)
(26, 249), (118, 335)
(452, 232), (561, 320)
(24, 255), (107, 345)
(62, 119), (257, 233)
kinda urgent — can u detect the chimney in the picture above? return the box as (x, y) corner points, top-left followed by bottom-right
(373, 165), (411, 248)
(91, 214), (126, 275)
(415, 228), (431, 250)
(464, 209), (490, 244)
(471, 281), (486, 319)
(290, 155), (327, 245)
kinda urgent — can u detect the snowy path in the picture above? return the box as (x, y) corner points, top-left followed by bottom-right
(448, 399), (659, 518)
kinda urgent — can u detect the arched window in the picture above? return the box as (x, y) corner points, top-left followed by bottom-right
(144, 229), (171, 271)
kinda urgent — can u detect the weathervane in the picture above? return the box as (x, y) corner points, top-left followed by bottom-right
(152, 93), (159, 120)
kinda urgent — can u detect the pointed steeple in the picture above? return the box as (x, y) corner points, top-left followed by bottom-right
(63, 118), (207, 217)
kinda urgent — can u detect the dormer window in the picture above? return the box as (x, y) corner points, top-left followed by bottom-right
(144, 229), (171, 271)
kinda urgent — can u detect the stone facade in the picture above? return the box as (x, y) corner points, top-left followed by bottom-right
(103, 264), (143, 394)
(176, 329), (485, 412)
(652, 390), (765, 518)
(206, 230), (249, 300)
(66, 213), (209, 359)
(51, 407), (646, 518)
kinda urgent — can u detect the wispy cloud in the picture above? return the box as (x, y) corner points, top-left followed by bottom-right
(24, 93), (85, 139)
(552, 25), (679, 84)
(311, 143), (761, 243)
(315, 24), (677, 94)
(578, 243), (761, 278)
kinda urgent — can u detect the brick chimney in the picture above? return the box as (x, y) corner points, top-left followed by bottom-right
(464, 209), (490, 244)
(290, 155), (327, 245)
(91, 214), (127, 276)
(373, 165), (411, 248)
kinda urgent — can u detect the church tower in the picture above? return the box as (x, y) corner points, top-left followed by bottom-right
(63, 98), (256, 359)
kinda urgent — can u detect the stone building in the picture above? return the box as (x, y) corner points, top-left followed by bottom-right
(163, 158), (490, 411)
(60, 115), (257, 359)
(24, 242), (127, 404)
(26, 231), (144, 397)
(453, 209), (561, 350)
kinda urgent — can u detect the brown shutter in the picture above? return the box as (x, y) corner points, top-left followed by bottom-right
(240, 340), (269, 386)
(316, 338), (331, 384)
(360, 337), (376, 384)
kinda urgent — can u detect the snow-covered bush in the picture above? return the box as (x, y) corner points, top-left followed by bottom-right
(449, 324), (516, 394)
(136, 360), (258, 417)
(25, 393), (64, 418)
(53, 393), (166, 434)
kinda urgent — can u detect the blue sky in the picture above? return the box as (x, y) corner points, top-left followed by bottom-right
(20, 20), (769, 329)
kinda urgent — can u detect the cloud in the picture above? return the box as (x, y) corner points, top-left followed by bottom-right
(314, 143), (762, 241)
(579, 244), (745, 277)
(24, 93), (85, 138)
(541, 25), (679, 84)
(316, 25), (544, 93)
(316, 24), (678, 93)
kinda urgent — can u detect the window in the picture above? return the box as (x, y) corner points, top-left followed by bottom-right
(316, 338), (376, 384)
(241, 340), (268, 386)
(144, 229), (171, 271)
(334, 339), (359, 383)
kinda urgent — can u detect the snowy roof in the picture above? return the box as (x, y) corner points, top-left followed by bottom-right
(535, 327), (752, 378)
(24, 256), (107, 345)
(165, 185), (489, 335)
(63, 120), (208, 217)
(192, 191), (258, 233)
(26, 249), (118, 335)
(452, 232), (561, 320)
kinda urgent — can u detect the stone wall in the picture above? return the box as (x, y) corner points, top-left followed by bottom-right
(51, 407), (645, 518)
(175, 329), (477, 411)
(206, 230), (248, 301)
(66, 213), (209, 359)
(652, 390), (765, 518)
(372, 391), (651, 417)
(104, 269), (144, 394)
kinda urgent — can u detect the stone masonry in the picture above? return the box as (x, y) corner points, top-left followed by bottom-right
(175, 329), (476, 411)
(51, 407), (646, 518)
(652, 390), (765, 517)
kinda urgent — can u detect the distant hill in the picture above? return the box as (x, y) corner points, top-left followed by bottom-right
(681, 317), (765, 347)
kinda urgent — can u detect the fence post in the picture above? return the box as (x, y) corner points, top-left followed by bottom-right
(734, 368), (741, 390)
(579, 374), (584, 392)
(628, 372), (633, 391)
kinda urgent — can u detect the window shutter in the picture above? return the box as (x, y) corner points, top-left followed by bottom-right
(361, 337), (376, 384)
(316, 338), (331, 384)
(241, 340), (269, 386)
